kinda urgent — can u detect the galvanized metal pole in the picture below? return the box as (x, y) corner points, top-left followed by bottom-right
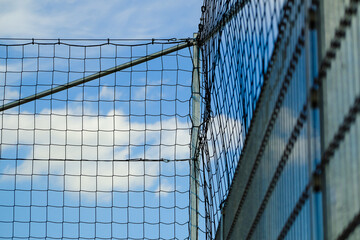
(0, 41), (193, 112)
(305, 1), (325, 239)
(190, 33), (200, 240)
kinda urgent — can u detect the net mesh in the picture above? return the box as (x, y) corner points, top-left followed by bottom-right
(197, 0), (287, 237)
(0, 39), (194, 239)
(1, 0), (360, 239)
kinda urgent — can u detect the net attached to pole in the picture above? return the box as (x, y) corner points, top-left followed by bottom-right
(0, 38), (195, 240)
(197, 0), (295, 238)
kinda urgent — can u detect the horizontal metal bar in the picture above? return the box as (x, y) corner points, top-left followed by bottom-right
(0, 37), (186, 41)
(0, 40), (194, 112)
(0, 157), (190, 162)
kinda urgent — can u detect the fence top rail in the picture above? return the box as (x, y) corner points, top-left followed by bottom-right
(0, 37), (194, 47)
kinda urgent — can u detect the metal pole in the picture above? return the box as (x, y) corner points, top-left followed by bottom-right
(305, 1), (325, 239)
(220, 212), (224, 240)
(190, 33), (200, 240)
(0, 40), (193, 112)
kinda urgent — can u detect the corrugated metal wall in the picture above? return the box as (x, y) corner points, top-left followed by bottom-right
(319, 0), (360, 239)
(198, 0), (360, 239)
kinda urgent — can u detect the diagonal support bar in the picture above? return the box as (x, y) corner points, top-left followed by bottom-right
(0, 40), (194, 112)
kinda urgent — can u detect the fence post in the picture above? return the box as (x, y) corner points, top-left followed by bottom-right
(190, 33), (200, 240)
(305, 0), (324, 239)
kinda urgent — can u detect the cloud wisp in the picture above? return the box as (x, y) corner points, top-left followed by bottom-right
(0, 106), (191, 202)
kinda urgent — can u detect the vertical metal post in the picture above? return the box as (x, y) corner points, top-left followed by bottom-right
(220, 210), (224, 240)
(305, 1), (324, 239)
(190, 33), (200, 240)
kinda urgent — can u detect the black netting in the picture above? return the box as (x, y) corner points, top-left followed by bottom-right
(197, 0), (288, 237)
(1, 0), (360, 239)
(0, 39), (194, 240)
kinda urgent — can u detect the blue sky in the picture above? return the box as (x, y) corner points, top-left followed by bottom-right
(0, 0), (311, 239)
(0, 0), (203, 239)
(0, 0), (202, 39)
(0, 44), (194, 239)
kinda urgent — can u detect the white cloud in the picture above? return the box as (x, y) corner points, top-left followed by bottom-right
(1, 87), (19, 103)
(206, 114), (245, 159)
(0, 106), (191, 202)
(267, 106), (318, 168)
(100, 85), (125, 101)
(156, 179), (174, 197)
